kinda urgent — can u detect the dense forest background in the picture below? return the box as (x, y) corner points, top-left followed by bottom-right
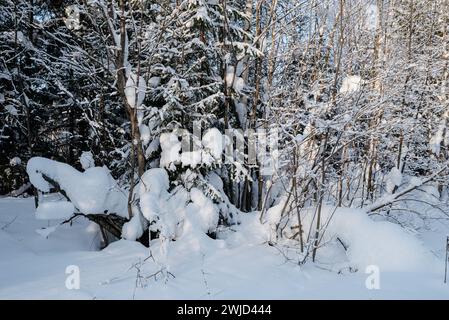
(1, 0), (449, 256)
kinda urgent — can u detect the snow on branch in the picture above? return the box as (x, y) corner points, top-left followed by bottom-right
(365, 165), (448, 213)
(27, 157), (128, 217)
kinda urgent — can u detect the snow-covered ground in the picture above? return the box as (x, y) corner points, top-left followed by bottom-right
(0, 197), (448, 299)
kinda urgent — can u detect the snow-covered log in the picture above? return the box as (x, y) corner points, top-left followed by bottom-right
(26, 157), (133, 244)
(27, 157), (128, 217)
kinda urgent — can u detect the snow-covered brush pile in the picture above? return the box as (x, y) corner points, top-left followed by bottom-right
(122, 168), (221, 243)
(26, 155), (235, 250)
(27, 156), (128, 218)
(26, 156), (131, 241)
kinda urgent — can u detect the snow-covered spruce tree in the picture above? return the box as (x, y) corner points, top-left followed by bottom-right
(121, 0), (258, 242)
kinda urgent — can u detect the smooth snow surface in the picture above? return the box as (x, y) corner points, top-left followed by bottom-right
(36, 201), (74, 220)
(0, 197), (448, 299)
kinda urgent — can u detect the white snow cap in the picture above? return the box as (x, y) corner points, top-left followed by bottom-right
(10, 157), (21, 166)
(160, 132), (181, 170)
(80, 151), (95, 170)
(139, 168), (169, 196)
(385, 167), (402, 194)
(340, 75), (363, 94)
(125, 73), (146, 108)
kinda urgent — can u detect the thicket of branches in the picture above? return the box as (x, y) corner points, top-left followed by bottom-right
(1, 0), (449, 257)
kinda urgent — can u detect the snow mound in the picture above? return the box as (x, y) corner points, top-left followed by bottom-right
(27, 157), (127, 217)
(267, 205), (435, 272)
(122, 213), (146, 241)
(139, 168), (187, 240)
(35, 226), (58, 238)
(326, 207), (434, 272)
(134, 168), (221, 247)
(186, 188), (219, 234)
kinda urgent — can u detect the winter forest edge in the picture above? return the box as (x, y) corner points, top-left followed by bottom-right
(1, 0), (449, 299)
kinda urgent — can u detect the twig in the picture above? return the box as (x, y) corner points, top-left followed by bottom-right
(1, 215), (18, 230)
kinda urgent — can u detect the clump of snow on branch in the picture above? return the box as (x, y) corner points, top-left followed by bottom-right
(202, 128), (223, 165)
(160, 132), (182, 170)
(80, 151), (95, 170)
(125, 73), (146, 108)
(160, 128), (225, 170)
(134, 168), (220, 243)
(140, 124), (151, 146)
(339, 75), (363, 94)
(385, 167), (402, 194)
(122, 212), (147, 241)
(9, 157), (21, 166)
(64, 5), (81, 31)
(429, 126), (445, 156)
(186, 188), (219, 234)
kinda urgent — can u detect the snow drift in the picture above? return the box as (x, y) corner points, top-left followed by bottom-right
(266, 205), (435, 272)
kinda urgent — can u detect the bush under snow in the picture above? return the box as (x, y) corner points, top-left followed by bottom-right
(27, 157), (128, 217)
(265, 205), (435, 272)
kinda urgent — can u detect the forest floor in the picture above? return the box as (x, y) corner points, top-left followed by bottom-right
(0, 196), (448, 299)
